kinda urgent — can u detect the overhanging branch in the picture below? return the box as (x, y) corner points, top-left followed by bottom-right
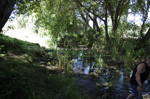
(75, 0), (105, 22)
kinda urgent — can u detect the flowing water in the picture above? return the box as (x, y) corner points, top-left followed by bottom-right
(45, 49), (150, 99)
(71, 50), (150, 99)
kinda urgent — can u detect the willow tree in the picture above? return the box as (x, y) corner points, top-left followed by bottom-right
(17, 0), (84, 45)
(106, 0), (130, 34)
(130, 0), (150, 50)
(15, 0), (149, 47)
(75, 0), (130, 42)
(130, 0), (150, 38)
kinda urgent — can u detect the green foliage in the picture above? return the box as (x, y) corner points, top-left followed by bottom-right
(14, 0), (150, 75)
(0, 35), (43, 59)
(47, 49), (77, 72)
(0, 59), (89, 99)
(0, 35), (89, 99)
(0, 65), (34, 99)
(16, 15), (27, 28)
(0, 35), (25, 53)
(15, 0), (150, 45)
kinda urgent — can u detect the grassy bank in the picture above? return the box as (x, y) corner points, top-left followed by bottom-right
(0, 35), (90, 99)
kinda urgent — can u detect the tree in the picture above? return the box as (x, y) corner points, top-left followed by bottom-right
(0, 0), (16, 32)
(106, 0), (130, 34)
(130, 0), (150, 51)
(15, 0), (149, 47)
(75, 0), (130, 42)
(130, 0), (150, 38)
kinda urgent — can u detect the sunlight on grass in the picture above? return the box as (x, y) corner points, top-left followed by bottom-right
(4, 28), (49, 48)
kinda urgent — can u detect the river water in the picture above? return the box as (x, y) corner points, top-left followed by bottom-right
(72, 50), (150, 99)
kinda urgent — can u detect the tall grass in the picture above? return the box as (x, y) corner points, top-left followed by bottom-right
(0, 35), (90, 99)
(108, 36), (150, 74)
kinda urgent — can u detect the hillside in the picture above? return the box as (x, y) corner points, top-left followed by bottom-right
(0, 34), (89, 99)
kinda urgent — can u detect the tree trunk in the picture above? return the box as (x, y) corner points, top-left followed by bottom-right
(0, 0), (16, 32)
(104, 0), (109, 42)
(107, 0), (130, 34)
(139, 0), (149, 38)
(93, 16), (101, 35)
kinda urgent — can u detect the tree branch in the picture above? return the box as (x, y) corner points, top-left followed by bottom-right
(75, 0), (105, 22)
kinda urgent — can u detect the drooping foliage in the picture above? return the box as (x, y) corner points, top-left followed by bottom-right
(5, 0), (150, 61)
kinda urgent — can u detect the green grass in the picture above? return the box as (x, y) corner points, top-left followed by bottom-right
(0, 35), (90, 99)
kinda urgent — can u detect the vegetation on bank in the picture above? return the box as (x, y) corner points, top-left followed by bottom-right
(1, 0), (150, 73)
(0, 35), (90, 99)
(5, 0), (148, 71)
(1, 0), (150, 99)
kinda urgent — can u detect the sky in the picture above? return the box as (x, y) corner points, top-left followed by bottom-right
(89, 9), (150, 28)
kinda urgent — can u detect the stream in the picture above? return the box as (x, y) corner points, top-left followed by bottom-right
(72, 50), (150, 99)
(43, 49), (150, 99)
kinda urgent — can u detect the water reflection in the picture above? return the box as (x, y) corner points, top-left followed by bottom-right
(73, 51), (96, 74)
(72, 50), (150, 98)
(51, 49), (150, 98)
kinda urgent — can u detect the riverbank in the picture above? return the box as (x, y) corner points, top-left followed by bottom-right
(0, 35), (90, 99)
(40, 49), (150, 99)
(1, 34), (150, 99)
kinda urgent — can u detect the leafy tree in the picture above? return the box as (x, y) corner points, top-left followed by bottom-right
(130, 0), (150, 38)
(15, 0), (150, 48)
(130, 0), (150, 51)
